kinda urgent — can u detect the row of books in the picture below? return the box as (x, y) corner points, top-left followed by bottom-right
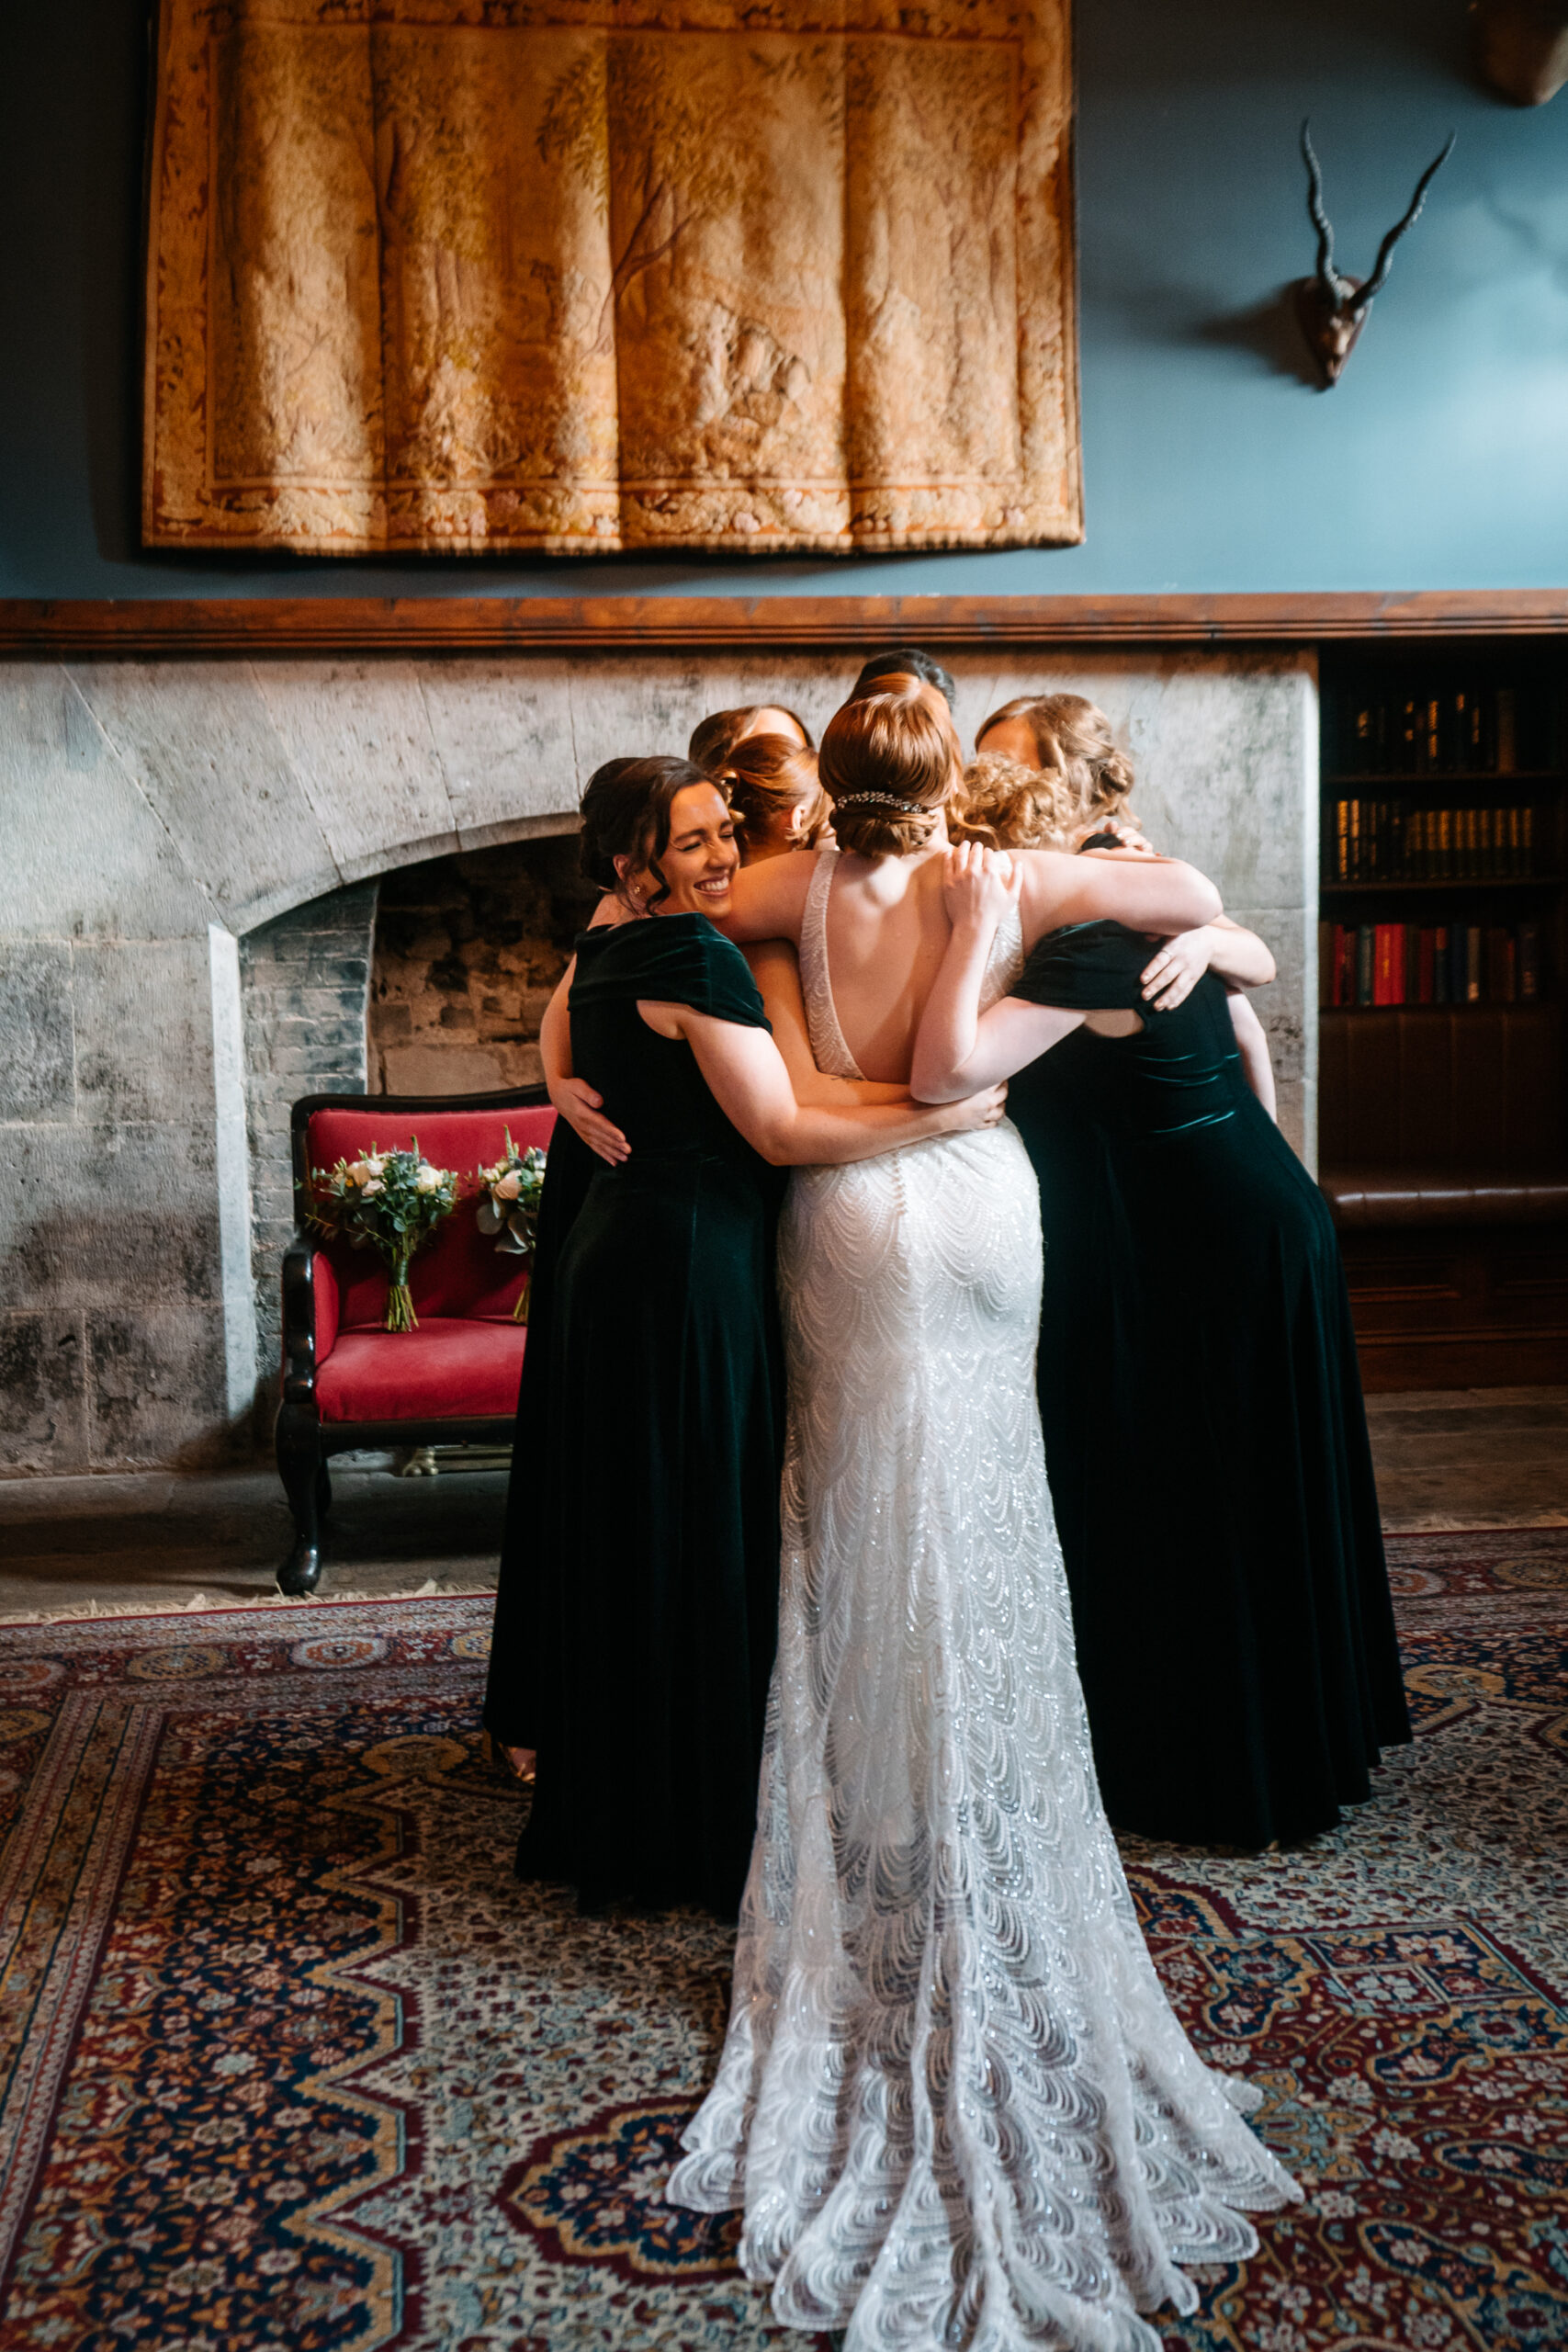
(1326, 682), (1562, 778)
(1319, 920), (1544, 1009)
(1326, 798), (1539, 882)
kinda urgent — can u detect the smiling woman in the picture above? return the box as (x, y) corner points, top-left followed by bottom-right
(487, 757), (999, 1916)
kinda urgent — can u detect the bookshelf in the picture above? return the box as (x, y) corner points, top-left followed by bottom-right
(1317, 648), (1568, 1388)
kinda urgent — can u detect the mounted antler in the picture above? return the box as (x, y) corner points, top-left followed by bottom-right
(1294, 121), (1456, 385)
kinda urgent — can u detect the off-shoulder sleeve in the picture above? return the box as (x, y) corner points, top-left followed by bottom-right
(1012, 921), (1150, 1011)
(571, 914), (771, 1030)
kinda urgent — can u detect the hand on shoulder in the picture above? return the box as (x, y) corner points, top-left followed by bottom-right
(942, 840), (1022, 936)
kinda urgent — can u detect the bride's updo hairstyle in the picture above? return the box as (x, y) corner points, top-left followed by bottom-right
(976, 694), (1138, 835)
(578, 753), (727, 912)
(818, 677), (957, 858)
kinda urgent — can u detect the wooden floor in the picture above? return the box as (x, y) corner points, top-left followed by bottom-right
(0, 1387), (1563, 1622)
(1363, 1385), (1568, 1532)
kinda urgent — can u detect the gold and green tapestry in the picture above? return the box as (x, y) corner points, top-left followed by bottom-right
(142, 0), (1079, 556)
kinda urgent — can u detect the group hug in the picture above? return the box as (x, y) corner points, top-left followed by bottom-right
(480, 648), (1409, 2350)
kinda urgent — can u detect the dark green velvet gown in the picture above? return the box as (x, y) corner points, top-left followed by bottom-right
(500, 914), (784, 1916)
(1013, 922), (1410, 1849)
(482, 1113), (595, 1747)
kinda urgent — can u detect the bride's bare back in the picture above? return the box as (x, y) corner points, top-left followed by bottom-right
(720, 837), (1224, 1085)
(819, 845), (955, 1082)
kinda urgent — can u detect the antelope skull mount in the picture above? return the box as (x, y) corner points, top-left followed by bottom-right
(1295, 121), (1455, 385)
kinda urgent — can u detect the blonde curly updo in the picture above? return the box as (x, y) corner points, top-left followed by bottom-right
(975, 694), (1139, 841)
(818, 678), (958, 858)
(949, 752), (1083, 852)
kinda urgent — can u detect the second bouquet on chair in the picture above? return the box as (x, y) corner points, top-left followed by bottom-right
(475, 1134), (547, 1321)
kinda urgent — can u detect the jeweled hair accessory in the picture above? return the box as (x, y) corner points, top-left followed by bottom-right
(835, 792), (931, 815)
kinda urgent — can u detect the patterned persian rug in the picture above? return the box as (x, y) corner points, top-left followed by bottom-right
(0, 1529), (1562, 2351)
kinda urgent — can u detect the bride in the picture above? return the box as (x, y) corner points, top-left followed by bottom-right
(666, 677), (1302, 2348)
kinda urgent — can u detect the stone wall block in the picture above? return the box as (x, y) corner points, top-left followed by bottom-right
(0, 1308), (88, 1473)
(66, 662), (342, 931)
(2, 1124), (222, 1309)
(249, 662), (461, 881)
(71, 937), (212, 1127)
(0, 943), (73, 1120)
(1223, 904), (1315, 1167)
(415, 661), (581, 842)
(378, 1043), (513, 1095)
(679, 654), (854, 749)
(271, 1017), (367, 1055)
(565, 657), (713, 791)
(88, 1303), (231, 1467)
(299, 956), (369, 989)
(0, 667), (216, 940)
(264, 1046), (366, 1080)
(239, 882), (377, 1434)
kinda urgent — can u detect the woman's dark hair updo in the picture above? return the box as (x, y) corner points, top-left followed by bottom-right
(818, 679), (958, 858)
(578, 755), (726, 911)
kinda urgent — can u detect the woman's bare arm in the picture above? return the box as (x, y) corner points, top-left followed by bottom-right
(1226, 992), (1278, 1119)
(540, 963), (631, 1166)
(711, 851), (818, 945)
(743, 942), (909, 1107)
(1138, 917), (1277, 1012)
(1017, 846), (1223, 944)
(637, 1002), (1007, 1166)
(1206, 916), (1277, 988)
(910, 849), (1082, 1101)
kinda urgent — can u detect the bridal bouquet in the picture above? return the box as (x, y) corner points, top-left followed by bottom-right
(476, 1134), (548, 1321)
(301, 1144), (459, 1332)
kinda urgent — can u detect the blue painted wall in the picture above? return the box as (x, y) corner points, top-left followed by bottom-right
(2, 0), (1565, 599)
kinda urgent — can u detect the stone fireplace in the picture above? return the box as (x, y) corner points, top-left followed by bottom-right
(0, 643), (1316, 1476)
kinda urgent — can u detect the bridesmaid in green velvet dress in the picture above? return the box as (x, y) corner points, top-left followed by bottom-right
(500, 757), (1005, 1916)
(913, 846), (1410, 1851)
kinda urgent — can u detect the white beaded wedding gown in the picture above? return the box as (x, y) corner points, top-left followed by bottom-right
(667, 851), (1301, 2349)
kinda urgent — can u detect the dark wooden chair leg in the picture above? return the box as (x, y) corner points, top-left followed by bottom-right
(276, 1401), (324, 1595)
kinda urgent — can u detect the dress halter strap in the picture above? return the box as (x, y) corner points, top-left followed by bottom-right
(798, 849), (863, 1082)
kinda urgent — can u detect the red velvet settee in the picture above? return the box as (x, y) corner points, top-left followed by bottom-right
(276, 1088), (555, 1593)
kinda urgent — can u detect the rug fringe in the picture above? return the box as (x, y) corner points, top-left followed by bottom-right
(0, 1579), (490, 1628)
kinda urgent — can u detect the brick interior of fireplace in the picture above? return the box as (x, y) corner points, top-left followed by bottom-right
(369, 837), (592, 1096)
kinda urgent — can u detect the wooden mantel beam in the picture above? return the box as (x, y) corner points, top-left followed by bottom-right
(2, 590), (1568, 659)
(1474, 0), (1568, 106)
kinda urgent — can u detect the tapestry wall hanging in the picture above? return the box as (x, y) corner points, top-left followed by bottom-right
(142, 0), (1079, 556)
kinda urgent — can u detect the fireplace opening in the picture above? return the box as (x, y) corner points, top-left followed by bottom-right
(369, 832), (592, 1097)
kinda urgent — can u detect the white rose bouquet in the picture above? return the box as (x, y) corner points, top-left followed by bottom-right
(301, 1142), (459, 1332)
(476, 1134), (548, 1322)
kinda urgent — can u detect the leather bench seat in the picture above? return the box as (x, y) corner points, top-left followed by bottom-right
(1321, 1168), (1568, 1229)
